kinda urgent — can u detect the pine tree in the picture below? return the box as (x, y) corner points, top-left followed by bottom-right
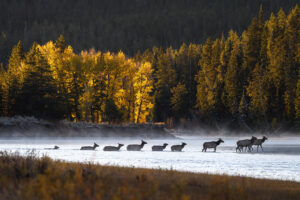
(55, 35), (67, 52)
(296, 76), (300, 120)
(16, 43), (64, 120)
(224, 32), (243, 116)
(196, 38), (213, 112)
(246, 22), (270, 129)
(196, 38), (223, 118)
(243, 16), (262, 78)
(172, 43), (201, 119)
(104, 98), (122, 123)
(6, 41), (25, 116)
(69, 55), (84, 121)
(153, 49), (177, 122)
(38, 40), (75, 120)
(0, 64), (5, 116)
(295, 12), (300, 121)
(171, 83), (188, 120)
(283, 5), (300, 121)
(7, 41), (24, 73)
(266, 10), (287, 120)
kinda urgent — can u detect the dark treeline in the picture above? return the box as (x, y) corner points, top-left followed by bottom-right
(0, 6), (299, 132)
(0, 0), (299, 64)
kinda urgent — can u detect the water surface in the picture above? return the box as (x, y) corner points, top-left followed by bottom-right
(1, 136), (300, 182)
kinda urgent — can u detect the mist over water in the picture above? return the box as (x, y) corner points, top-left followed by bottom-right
(1, 135), (300, 182)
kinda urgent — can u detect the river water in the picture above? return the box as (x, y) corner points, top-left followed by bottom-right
(0, 135), (300, 182)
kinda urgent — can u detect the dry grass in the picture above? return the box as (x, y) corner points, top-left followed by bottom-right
(0, 151), (299, 200)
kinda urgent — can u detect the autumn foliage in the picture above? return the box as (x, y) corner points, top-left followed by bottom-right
(0, 6), (299, 131)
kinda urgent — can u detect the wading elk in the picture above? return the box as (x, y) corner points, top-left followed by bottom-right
(103, 143), (124, 151)
(202, 138), (224, 152)
(251, 136), (268, 152)
(171, 142), (187, 152)
(80, 143), (99, 150)
(152, 143), (168, 151)
(45, 145), (59, 150)
(127, 140), (147, 151)
(236, 136), (257, 152)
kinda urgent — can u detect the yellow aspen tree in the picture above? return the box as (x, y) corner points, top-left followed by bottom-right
(134, 62), (154, 123)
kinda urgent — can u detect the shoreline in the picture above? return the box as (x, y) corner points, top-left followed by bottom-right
(1, 117), (299, 138)
(0, 117), (175, 138)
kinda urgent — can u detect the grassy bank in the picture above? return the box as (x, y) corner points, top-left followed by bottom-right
(0, 152), (299, 200)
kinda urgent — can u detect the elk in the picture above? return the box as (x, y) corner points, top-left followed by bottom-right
(80, 143), (99, 150)
(152, 143), (168, 151)
(171, 142), (187, 152)
(236, 136), (257, 152)
(127, 140), (147, 151)
(45, 145), (59, 150)
(103, 143), (124, 151)
(252, 136), (268, 152)
(202, 138), (224, 152)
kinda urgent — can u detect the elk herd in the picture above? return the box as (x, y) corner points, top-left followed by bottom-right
(46, 136), (268, 153)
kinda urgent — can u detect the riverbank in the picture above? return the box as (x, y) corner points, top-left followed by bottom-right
(0, 116), (174, 138)
(0, 152), (299, 200)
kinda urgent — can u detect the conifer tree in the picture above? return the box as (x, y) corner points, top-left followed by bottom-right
(153, 49), (177, 122)
(16, 43), (64, 119)
(196, 38), (213, 113)
(283, 6), (300, 121)
(296, 78), (300, 120)
(69, 55), (84, 121)
(0, 64), (5, 116)
(267, 10), (287, 120)
(55, 35), (67, 52)
(224, 32), (243, 116)
(104, 98), (122, 123)
(242, 16), (262, 81)
(171, 83), (188, 120)
(7, 41), (24, 73)
(247, 23), (270, 127)
(6, 41), (25, 116)
(196, 38), (223, 117)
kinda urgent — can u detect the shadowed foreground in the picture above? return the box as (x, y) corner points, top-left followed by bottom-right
(0, 152), (299, 200)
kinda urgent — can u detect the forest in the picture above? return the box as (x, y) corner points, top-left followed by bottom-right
(0, 0), (299, 63)
(0, 5), (299, 131)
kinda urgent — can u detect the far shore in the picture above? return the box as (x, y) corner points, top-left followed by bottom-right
(0, 116), (298, 138)
(0, 117), (175, 138)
